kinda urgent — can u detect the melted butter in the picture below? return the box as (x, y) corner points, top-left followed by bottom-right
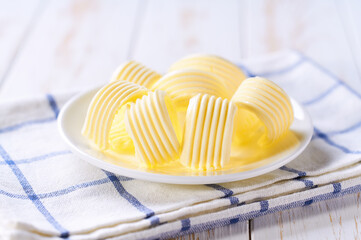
(229, 130), (299, 172)
(93, 78), (297, 174)
(102, 129), (299, 176)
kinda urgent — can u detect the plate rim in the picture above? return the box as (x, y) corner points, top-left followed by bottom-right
(58, 87), (313, 185)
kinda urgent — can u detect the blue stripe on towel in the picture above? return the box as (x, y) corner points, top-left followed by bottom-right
(0, 175), (133, 200)
(46, 94), (60, 118)
(181, 219), (191, 231)
(149, 215), (160, 226)
(228, 196), (240, 205)
(0, 145), (69, 238)
(303, 199), (313, 206)
(333, 183), (342, 193)
(0, 117), (55, 134)
(314, 128), (361, 154)
(295, 178), (315, 188)
(237, 201), (246, 206)
(279, 166), (315, 188)
(256, 57), (305, 77)
(206, 184), (239, 205)
(205, 184), (233, 197)
(237, 63), (255, 77)
(298, 52), (361, 100)
(279, 166), (306, 177)
(260, 201), (269, 212)
(230, 217), (240, 224)
(302, 82), (341, 106)
(326, 120), (361, 136)
(104, 170), (160, 226)
(0, 189), (28, 199)
(38, 177), (112, 199)
(39, 175), (132, 199)
(238, 56), (305, 78)
(0, 150), (71, 165)
(0, 93), (59, 135)
(153, 182), (361, 240)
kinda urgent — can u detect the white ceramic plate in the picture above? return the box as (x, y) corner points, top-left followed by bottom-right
(58, 87), (313, 184)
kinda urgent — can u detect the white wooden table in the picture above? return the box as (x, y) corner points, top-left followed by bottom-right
(1, 0), (360, 239)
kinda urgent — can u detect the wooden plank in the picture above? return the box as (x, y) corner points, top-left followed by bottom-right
(244, 0), (361, 92)
(132, 0), (244, 73)
(253, 192), (361, 239)
(0, 0), (140, 102)
(173, 220), (249, 240)
(336, 0), (361, 80)
(0, 0), (42, 87)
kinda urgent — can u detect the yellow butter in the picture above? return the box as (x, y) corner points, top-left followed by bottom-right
(125, 90), (180, 167)
(231, 77), (294, 142)
(169, 54), (246, 96)
(151, 69), (229, 111)
(180, 94), (237, 170)
(108, 106), (134, 153)
(82, 81), (148, 150)
(111, 60), (161, 89)
(83, 56), (296, 172)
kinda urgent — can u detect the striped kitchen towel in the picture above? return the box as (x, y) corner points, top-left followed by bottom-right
(1, 50), (361, 240)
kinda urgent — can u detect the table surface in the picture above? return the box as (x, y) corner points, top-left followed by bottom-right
(1, 0), (360, 239)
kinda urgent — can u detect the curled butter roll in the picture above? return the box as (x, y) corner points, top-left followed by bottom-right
(82, 81), (148, 150)
(109, 106), (134, 153)
(231, 77), (294, 142)
(151, 69), (229, 110)
(125, 90), (180, 167)
(111, 60), (161, 89)
(169, 54), (246, 96)
(181, 94), (237, 170)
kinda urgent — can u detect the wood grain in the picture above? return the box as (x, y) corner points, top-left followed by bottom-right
(132, 0), (243, 72)
(336, 0), (361, 80)
(244, 0), (361, 93)
(0, 0), (140, 102)
(253, 192), (361, 239)
(172, 220), (249, 240)
(0, 0), (42, 88)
